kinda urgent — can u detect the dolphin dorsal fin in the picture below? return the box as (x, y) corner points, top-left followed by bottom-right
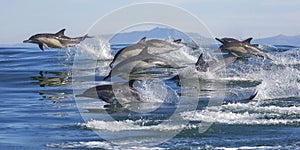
(139, 46), (149, 56)
(195, 53), (205, 66)
(195, 53), (209, 72)
(243, 37), (253, 44)
(56, 29), (66, 36)
(138, 37), (146, 44)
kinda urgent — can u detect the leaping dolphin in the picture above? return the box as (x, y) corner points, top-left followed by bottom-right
(77, 80), (142, 104)
(109, 37), (184, 68)
(104, 46), (180, 80)
(195, 53), (237, 73)
(23, 29), (91, 51)
(215, 37), (271, 59)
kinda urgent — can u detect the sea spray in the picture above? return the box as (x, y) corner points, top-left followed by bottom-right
(77, 37), (113, 60)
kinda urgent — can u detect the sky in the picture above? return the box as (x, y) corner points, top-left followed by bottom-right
(1, 0), (300, 44)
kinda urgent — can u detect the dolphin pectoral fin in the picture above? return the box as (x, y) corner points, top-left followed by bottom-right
(43, 44), (50, 50)
(55, 29), (66, 36)
(38, 44), (44, 51)
(242, 37), (253, 44)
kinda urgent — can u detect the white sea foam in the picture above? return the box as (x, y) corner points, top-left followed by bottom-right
(47, 141), (166, 149)
(159, 45), (197, 66)
(254, 67), (300, 100)
(216, 145), (293, 150)
(81, 119), (197, 132)
(181, 102), (300, 125)
(272, 48), (300, 65)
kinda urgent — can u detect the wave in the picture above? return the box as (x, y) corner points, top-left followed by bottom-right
(181, 102), (300, 125)
(47, 141), (166, 149)
(215, 145), (298, 150)
(80, 119), (197, 132)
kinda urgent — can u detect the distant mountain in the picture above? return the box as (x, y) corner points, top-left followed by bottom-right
(107, 27), (213, 46)
(107, 27), (300, 47)
(253, 35), (300, 46)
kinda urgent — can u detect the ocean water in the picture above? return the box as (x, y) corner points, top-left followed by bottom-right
(0, 41), (300, 149)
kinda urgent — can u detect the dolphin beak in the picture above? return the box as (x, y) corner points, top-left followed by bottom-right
(23, 39), (31, 43)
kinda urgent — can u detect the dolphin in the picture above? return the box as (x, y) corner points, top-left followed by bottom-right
(215, 37), (270, 59)
(104, 46), (180, 80)
(77, 80), (142, 104)
(109, 37), (183, 68)
(23, 29), (91, 51)
(195, 53), (237, 73)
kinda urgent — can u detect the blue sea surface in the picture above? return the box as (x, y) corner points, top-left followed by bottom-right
(0, 43), (299, 149)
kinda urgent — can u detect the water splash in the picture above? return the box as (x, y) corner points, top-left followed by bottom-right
(134, 80), (179, 104)
(77, 36), (113, 60)
(255, 66), (300, 100)
(272, 48), (300, 65)
(158, 45), (198, 66)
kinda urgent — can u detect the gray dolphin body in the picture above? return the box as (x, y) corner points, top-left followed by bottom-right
(23, 29), (90, 51)
(216, 37), (270, 59)
(104, 46), (180, 80)
(77, 80), (142, 104)
(195, 53), (237, 73)
(109, 37), (183, 68)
